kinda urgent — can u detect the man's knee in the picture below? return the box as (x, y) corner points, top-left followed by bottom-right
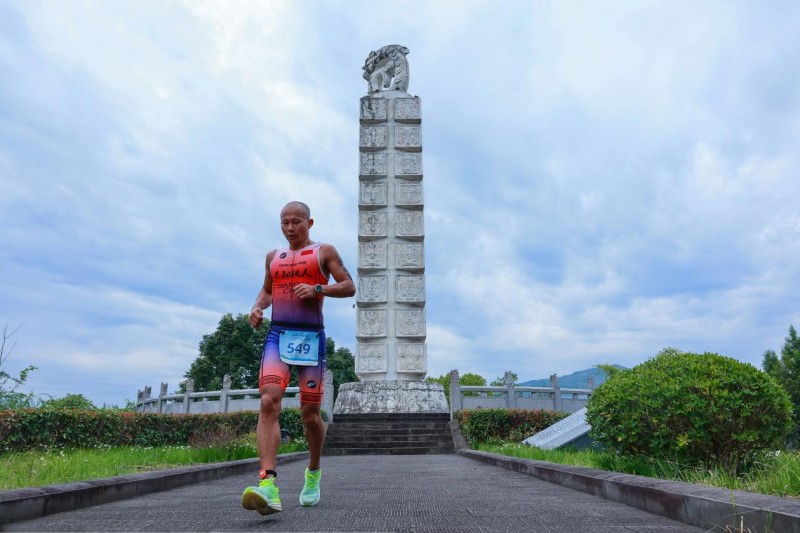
(300, 402), (322, 423)
(259, 386), (283, 416)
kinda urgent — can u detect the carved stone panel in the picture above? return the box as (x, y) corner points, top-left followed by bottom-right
(394, 98), (421, 122)
(359, 212), (388, 239)
(396, 275), (425, 303)
(395, 153), (422, 178)
(360, 181), (387, 207)
(360, 153), (388, 176)
(360, 125), (387, 150)
(357, 343), (387, 373)
(394, 125), (421, 150)
(396, 309), (425, 337)
(395, 211), (424, 239)
(396, 343), (425, 372)
(358, 309), (387, 337)
(359, 242), (387, 270)
(396, 181), (423, 206)
(395, 243), (424, 269)
(360, 97), (387, 121)
(358, 276), (387, 303)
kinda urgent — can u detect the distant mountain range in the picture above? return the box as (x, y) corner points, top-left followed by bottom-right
(518, 365), (625, 389)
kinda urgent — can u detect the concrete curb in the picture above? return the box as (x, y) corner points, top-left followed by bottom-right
(459, 449), (800, 533)
(0, 452), (309, 526)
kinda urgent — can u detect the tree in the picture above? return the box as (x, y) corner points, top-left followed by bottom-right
(490, 372), (518, 386)
(762, 325), (800, 447)
(594, 363), (626, 380)
(183, 314), (358, 401)
(184, 313), (270, 391)
(427, 371), (487, 402)
(0, 320), (38, 409)
(589, 348), (791, 476)
(325, 338), (358, 401)
(41, 393), (97, 410)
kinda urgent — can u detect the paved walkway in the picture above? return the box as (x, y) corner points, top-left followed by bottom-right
(6, 454), (704, 532)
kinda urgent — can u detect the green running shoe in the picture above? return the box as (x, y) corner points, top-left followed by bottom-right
(299, 468), (321, 506)
(242, 477), (282, 515)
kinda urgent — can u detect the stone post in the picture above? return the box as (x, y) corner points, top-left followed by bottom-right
(183, 379), (194, 414)
(142, 386), (152, 413)
(334, 45), (447, 415)
(157, 382), (167, 414)
(323, 369), (334, 422)
(449, 369), (462, 417)
(220, 374), (231, 413)
(504, 371), (517, 409)
(550, 374), (563, 412)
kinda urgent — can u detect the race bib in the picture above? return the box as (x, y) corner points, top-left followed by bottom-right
(278, 330), (320, 366)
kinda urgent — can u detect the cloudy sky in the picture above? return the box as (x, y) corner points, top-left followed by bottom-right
(2, 1), (798, 407)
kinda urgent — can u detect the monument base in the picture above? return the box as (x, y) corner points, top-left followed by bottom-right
(333, 380), (448, 414)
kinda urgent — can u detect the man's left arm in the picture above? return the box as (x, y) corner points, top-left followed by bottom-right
(319, 244), (355, 298)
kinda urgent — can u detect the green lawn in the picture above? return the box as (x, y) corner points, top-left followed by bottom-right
(477, 442), (800, 499)
(1, 439), (307, 491)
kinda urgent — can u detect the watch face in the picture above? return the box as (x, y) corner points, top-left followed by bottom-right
(315, 284), (323, 293)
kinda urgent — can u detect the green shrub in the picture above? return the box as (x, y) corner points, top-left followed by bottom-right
(586, 348), (792, 475)
(454, 408), (568, 445)
(39, 394), (97, 410)
(0, 408), (327, 453)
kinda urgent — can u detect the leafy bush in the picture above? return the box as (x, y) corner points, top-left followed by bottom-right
(454, 408), (568, 445)
(0, 408), (326, 453)
(586, 348), (792, 475)
(40, 394), (97, 410)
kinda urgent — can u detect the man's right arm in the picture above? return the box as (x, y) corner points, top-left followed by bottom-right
(250, 250), (276, 328)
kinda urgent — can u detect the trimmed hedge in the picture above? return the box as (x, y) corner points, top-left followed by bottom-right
(0, 408), (327, 453)
(586, 348), (792, 475)
(454, 408), (568, 445)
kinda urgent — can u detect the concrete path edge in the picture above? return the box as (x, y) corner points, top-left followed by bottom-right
(0, 452), (309, 526)
(459, 449), (800, 533)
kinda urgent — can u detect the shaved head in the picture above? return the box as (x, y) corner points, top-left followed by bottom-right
(281, 201), (311, 219)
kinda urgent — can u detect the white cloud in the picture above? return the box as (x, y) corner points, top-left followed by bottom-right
(1, 0), (799, 406)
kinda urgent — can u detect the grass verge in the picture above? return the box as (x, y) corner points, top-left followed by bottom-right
(0, 434), (307, 491)
(476, 442), (800, 499)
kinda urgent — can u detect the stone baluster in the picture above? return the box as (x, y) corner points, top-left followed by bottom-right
(157, 382), (167, 414)
(323, 369), (334, 422)
(183, 379), (194, 414)
(504, 371), (517, 409)
(550, 374), (563, 412)
(221, 374), (231, 413)
(449, 369), (461, 416)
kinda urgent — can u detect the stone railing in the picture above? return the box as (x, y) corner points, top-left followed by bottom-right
(449, 370), (594, 416)
(136, 370), (335, 420)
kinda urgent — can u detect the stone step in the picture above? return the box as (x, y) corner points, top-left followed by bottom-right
(326, 429), (451, 438)
(323, 415), (455, 456)
(327, 424), (450, 433)
(327, 422), (448, 431)
(323, 445), (454, 456)
(325, 435), (451, 446)
(333, 413), (450, 423)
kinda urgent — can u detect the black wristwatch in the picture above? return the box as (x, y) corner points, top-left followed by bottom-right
(314, 284), (324, 294)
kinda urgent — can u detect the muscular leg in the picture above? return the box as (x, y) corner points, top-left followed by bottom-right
(301, 401), (325, 471)
(257, 385), (284, 472)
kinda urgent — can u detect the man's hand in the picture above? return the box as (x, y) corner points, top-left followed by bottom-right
(250, 307), (264, 328)
(293, 283), (318, 300)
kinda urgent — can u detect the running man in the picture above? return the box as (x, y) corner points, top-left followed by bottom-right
(241, 201), (355, 515)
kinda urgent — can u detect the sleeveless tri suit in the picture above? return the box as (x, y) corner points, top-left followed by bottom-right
(258, 243), (329, 404)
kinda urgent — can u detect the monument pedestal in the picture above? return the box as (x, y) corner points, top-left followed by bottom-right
(333, 380), (448, 414)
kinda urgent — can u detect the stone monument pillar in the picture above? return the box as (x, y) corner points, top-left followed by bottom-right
(334, 45), (447, 414)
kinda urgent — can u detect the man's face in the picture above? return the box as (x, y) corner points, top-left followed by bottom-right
(280, 206), (312, 246)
